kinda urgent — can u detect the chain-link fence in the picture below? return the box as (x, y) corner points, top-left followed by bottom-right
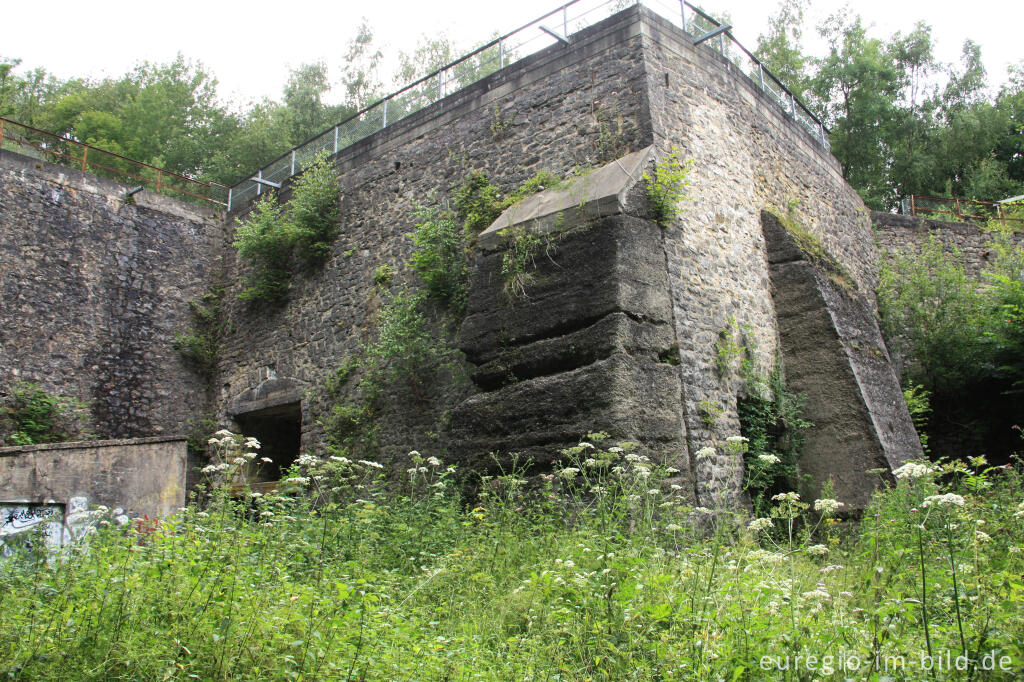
(228, 0), (829, 211)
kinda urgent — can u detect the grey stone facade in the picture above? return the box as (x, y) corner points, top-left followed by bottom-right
(0, 6), (926, 513)
(0, 150), (223, 440)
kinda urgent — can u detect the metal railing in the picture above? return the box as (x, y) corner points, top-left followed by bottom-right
(902, 195), (1024, 227)
(0, 117), (229, 207)
(227, 0), (830, 211)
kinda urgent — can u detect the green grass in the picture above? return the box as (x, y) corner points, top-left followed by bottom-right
(1, 433), (1022, 680)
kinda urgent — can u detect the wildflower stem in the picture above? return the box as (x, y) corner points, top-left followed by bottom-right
(917, 525), (933, 666)
(945, 518), (968, 657)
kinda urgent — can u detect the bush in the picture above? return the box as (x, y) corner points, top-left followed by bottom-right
(291, 151), (340, 264)
(0, 382), (90, 446)
(643, 146), (692, 226)
(233, 193), (294, 305)
(409, 206), (470, 312)
(233, 151), (340, 305)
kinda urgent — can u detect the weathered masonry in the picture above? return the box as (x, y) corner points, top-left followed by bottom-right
(1, 5), (922, 512)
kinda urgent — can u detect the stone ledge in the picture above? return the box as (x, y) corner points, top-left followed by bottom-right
(0, 435), (188, 457)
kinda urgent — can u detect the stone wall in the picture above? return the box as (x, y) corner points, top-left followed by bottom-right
(638, 9), (896, 503)
(873, 211), (1024, 278)
(0, 150), (224, 440)
(0, 436), (187, 519)
(216, 8), (655, 468)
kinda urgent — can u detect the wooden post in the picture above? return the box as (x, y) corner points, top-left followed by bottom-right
(156, 169), (162, 194)
(81, 146), (88, 172)
(0, 119), (5, 151)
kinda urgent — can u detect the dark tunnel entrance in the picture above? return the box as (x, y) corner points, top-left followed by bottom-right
(234, 402), (301, 485)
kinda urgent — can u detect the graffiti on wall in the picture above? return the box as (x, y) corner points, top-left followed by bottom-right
(0, 496), (120, 557)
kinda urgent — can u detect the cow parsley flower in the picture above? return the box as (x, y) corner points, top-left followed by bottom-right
(893, 462), (937, 480)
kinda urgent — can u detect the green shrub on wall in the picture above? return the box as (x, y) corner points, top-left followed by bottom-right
(233, 193), (296, 305)
(291, 151), (341, 264)
(410, 206), (470, 313)
(0, 382), (91, 446)
(233, 151), (340, 305)
(643, 147), (692, 227)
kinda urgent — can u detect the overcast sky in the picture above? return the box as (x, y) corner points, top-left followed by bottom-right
(4, 0), (1021, 109)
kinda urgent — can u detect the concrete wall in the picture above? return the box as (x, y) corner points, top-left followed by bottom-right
(0, 150), (224, 440)
(0, 436), (187, 518)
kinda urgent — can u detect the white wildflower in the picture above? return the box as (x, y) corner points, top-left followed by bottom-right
(665, 466), (680, 473)
(590, 485), (607, 495)
(893, 461), (937, 480)
(359, 460), (384, 469)
(814, 498), (844, 515)
(297, 454), (319, 467)
(747, 517), (773, 532)
(922, 493), (966, 508)
(201, 464), (218, 474)
(329, 455), (350, 463)
(207, 437), (219, 446)
(726, 436), (749, 444)
(647, 489), (660, 496)
(806, 544), (830, 557)
(695, 447), (716, 460)
(772, 492), (800, 503)
(426, 456), (442, 467)
(584, 458), (599, 467)
(975, 530), (992, 543)
(820, 564), (844, 573)
(608, 446), (624, 454)
(665, 523), (683, 532)
(611, 466), (626, 475)
(578, 442), (596, 450)
(557, 467), (580, 480)
(250, 492), (263, 498)
(283, 476), (310, 486)
(213, 429), (234, 438)
(260, 457), (273, 463)
(232, 457), (248, 466)
(758, 454), (781, 465)
(244, 437), (261, 449)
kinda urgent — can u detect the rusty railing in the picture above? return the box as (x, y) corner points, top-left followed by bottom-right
(903, 194), (1024, 227)
(0, 117), (229, 207)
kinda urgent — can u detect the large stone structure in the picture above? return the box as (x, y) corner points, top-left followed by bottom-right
(1, 6), (925, 513)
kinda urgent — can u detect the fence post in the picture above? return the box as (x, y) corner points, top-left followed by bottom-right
(818, 122), (825, 146)
(333, 126), (339, 154)
(0, 119), (5, 151)
(382, 99), (388, 129)
(228, 187), (233, 212)
(790, 93), (796, 116)
(499, 38), (505, 68)
(156, 170), (162, 194)
(563, 6), (568, 39)
(758, 64), (764, 90)
(81, 146), (88, 172)
(290, 150), (296, 176)
(680, 0), (686, 32)
(998, 202), (1005, 225)
(955, 199), (962, 221)
(257, 169), (263, 197)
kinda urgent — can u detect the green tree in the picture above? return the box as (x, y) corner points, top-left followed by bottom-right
(754, 0), (810, 99)
(812, 11), (902, 209)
